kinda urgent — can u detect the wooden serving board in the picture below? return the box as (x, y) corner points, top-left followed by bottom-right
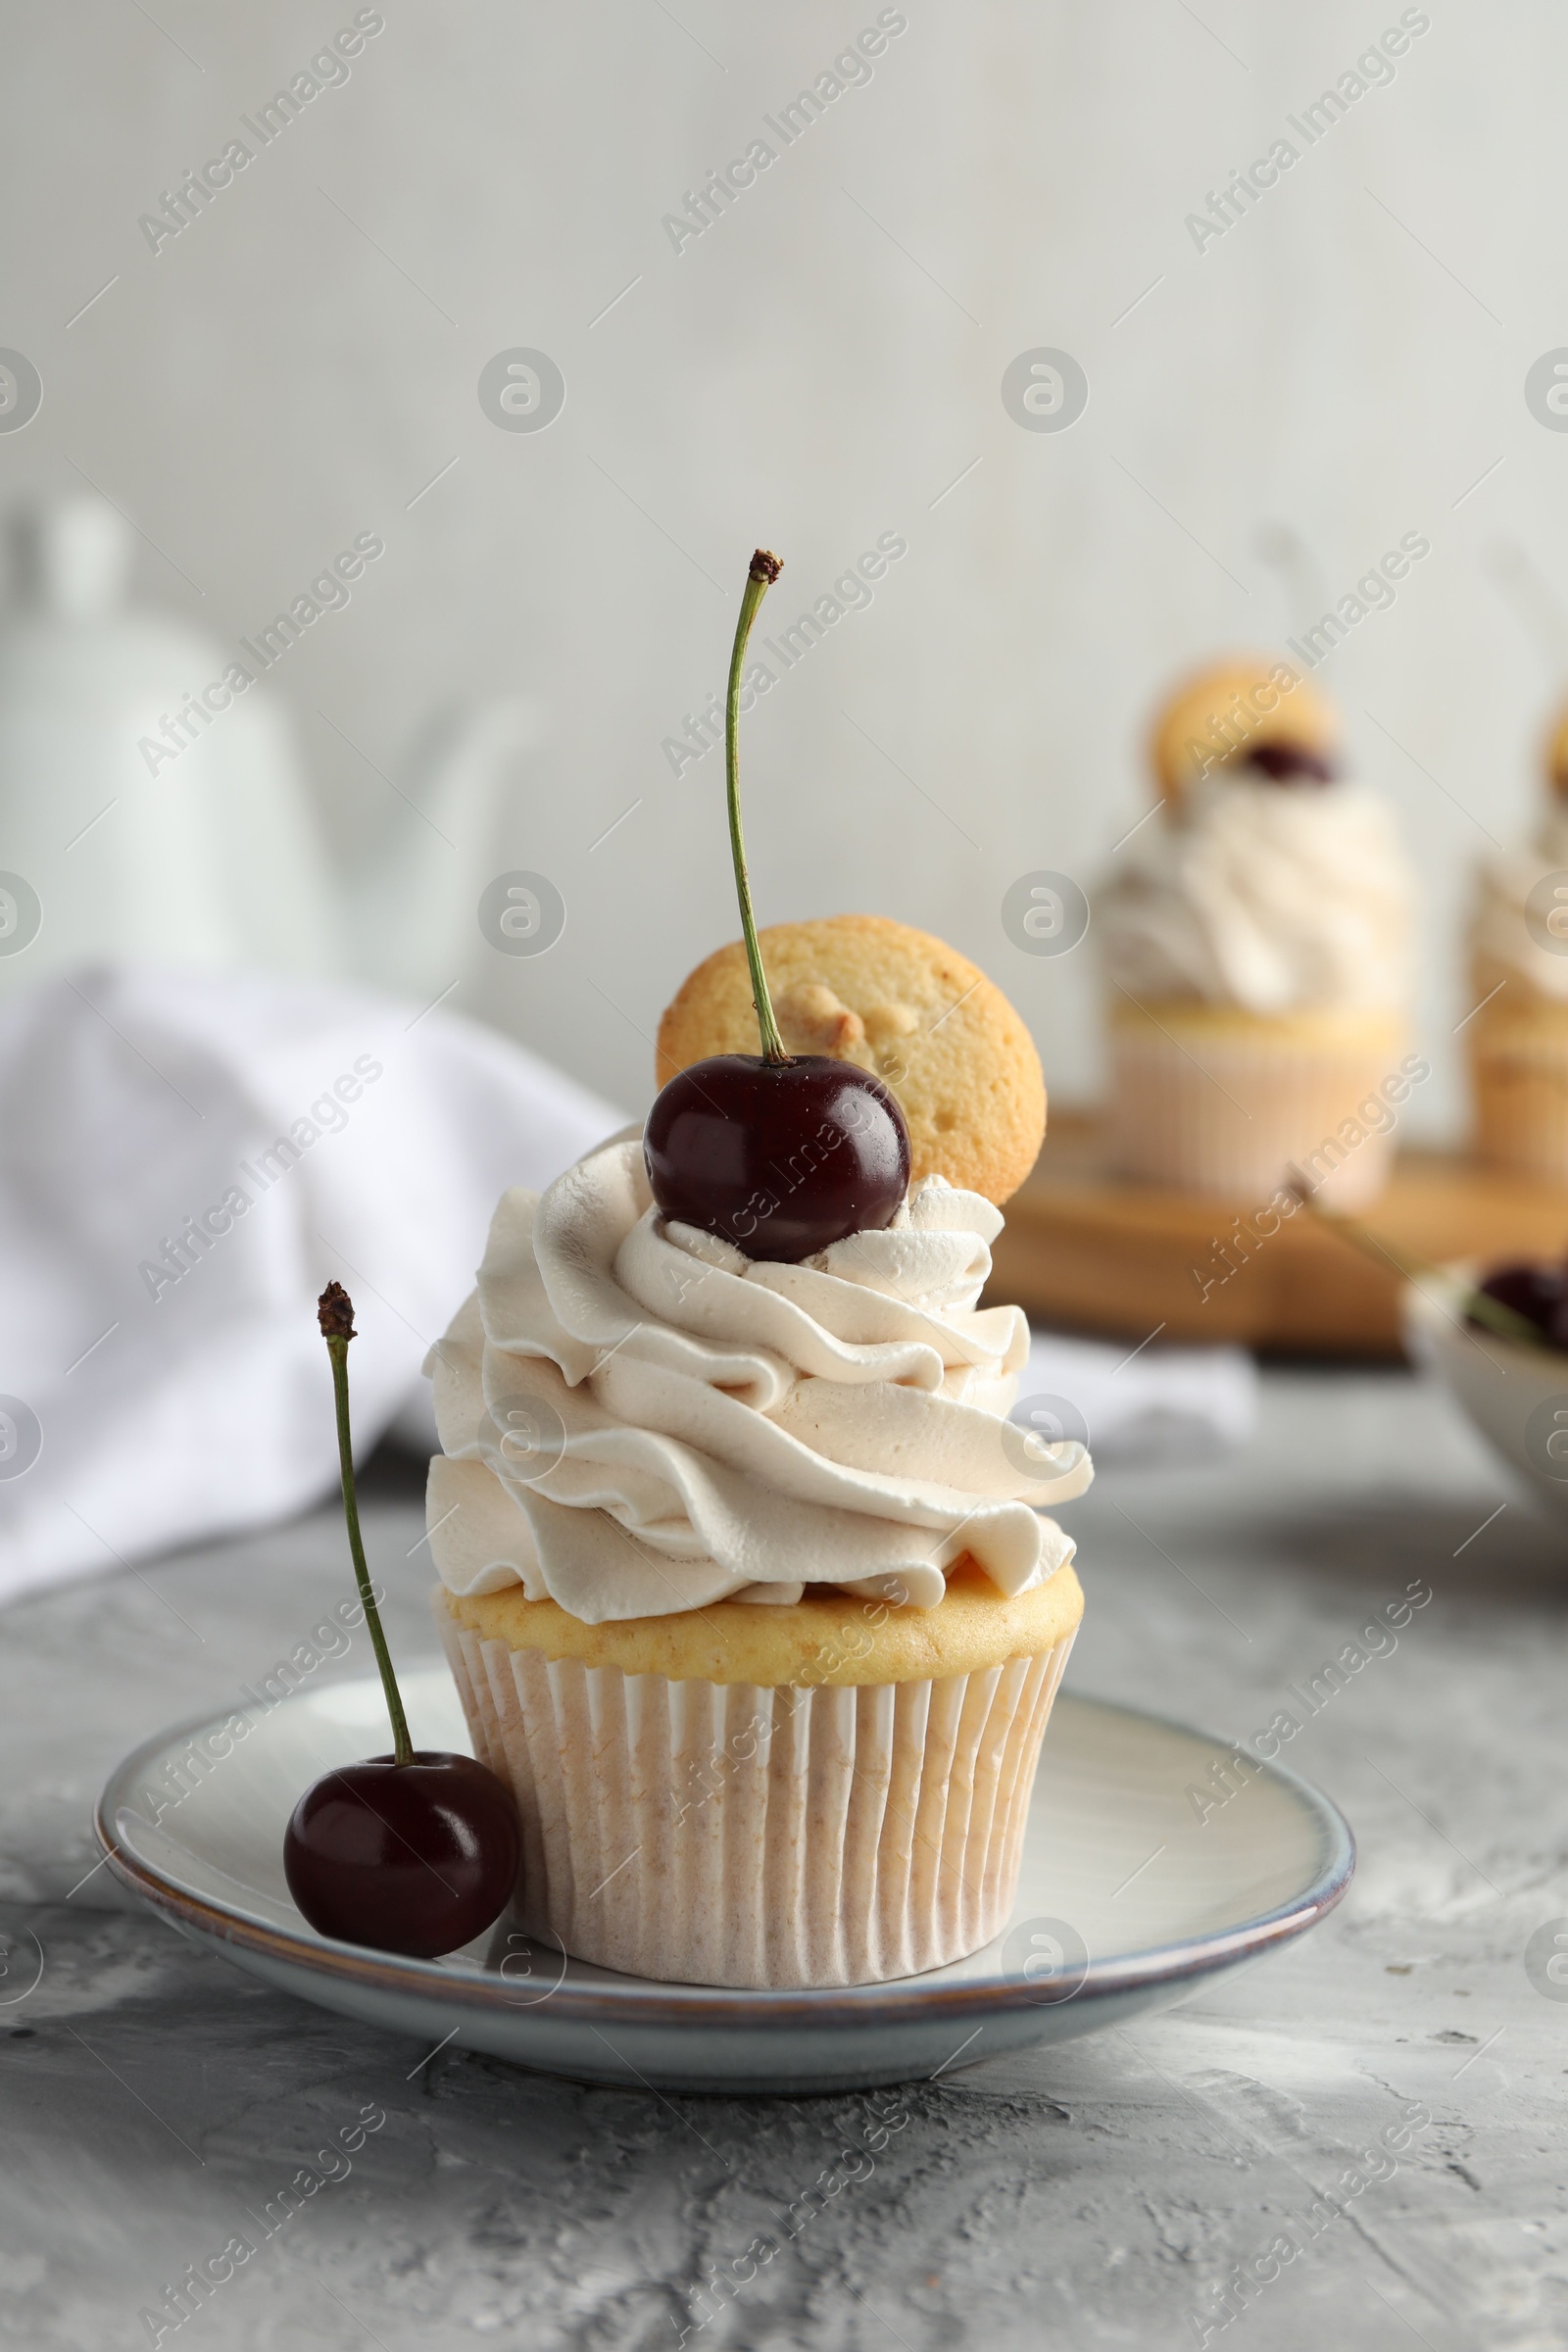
(986, 1110), (1568, 1358)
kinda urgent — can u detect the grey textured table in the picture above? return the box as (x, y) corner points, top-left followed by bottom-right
(2, 1367), (1564, 2351)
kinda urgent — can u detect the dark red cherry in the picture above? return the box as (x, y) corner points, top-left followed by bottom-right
(1472, 1260), (1562, 1343)
(284, 1751), (520, 1959)
(644, 552), (911, 1262)
(645, 1054), (911, 1263)
(1240, 742), (1338, 785)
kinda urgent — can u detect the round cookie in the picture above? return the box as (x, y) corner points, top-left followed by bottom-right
(656, 913), (1045, 1204)
(1150, 656), (1341, 805)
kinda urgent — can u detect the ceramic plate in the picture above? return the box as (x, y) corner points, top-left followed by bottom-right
(97, 1668), (1353, 2093)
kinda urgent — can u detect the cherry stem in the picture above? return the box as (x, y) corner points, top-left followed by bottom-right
(1286, 1178), (1545, 1348)
(726, 548), (789, 1066)
(318, 1285), (415, 1764)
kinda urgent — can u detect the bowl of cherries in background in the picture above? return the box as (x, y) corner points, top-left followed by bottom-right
(1405, 1248), (1568, 1524)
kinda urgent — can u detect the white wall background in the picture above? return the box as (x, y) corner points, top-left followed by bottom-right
(3, 0), (1562, 1139)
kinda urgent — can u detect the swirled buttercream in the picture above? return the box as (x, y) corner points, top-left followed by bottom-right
(1099, 775), (1412, 1012)
(422, 1137), (1090, 1622)
(1471, 803), (1568, 1003)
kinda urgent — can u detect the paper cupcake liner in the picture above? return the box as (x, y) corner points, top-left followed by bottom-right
(1470, 1005), (1568, 1182)
(438, 1601), (1076, 1988)
(1107, 1014), (1403, 1208)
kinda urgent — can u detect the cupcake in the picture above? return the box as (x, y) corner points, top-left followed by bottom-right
(428, 1122), (1086, 1987)
(1096, 657), (1415, 1208)
(423, 548), (1086, 1990)
(1467, 702), (1568, 1181)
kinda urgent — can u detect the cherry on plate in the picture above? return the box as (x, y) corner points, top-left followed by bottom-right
(284, 1751), (520, 1960)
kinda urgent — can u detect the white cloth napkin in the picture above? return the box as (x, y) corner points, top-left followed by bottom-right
(1013, 1328), (1256, 1464)
(0, 967), (623, 1604)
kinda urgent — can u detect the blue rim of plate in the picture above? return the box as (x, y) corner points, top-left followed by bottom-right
(95, 1686), (1355, 2029)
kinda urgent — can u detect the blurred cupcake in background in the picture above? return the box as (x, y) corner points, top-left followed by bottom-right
(1468, 699), (1568, 1182)
(1097, 657), (1415, 1208)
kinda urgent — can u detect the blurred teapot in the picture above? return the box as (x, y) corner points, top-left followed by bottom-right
(0, 493), (339, 987)
(0, 493), (540, 999)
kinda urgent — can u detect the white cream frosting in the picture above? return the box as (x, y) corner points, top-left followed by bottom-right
(1099, 774), (1412, 1012)
(422, 1137), (1090, 1623)
(1471, 802), (1568, 1002)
